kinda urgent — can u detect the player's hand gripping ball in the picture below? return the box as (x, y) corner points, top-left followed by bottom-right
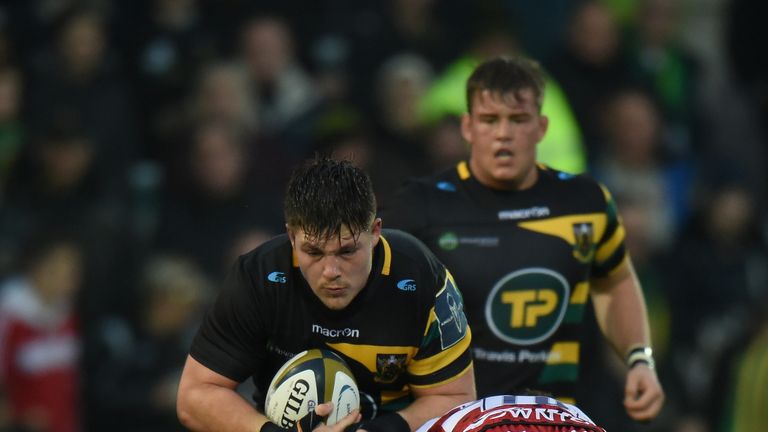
(265, 349), (360, 428)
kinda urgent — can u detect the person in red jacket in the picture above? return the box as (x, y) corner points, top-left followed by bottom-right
(0, 233), (83, 432)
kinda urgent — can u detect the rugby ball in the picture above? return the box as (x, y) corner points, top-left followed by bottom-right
(265, 349), (360, 427)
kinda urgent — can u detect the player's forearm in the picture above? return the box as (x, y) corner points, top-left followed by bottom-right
(177, 383), (267, 432)
(590, 262), (652, 357)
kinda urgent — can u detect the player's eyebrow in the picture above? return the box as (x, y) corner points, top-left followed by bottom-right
(300, 243), (325, 254)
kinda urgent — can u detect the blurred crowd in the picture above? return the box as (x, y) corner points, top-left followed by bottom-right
(0, 0), (766, 431)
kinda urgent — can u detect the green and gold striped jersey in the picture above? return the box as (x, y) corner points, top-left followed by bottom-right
(189, 229), (472, 418)
(384, 162), (627, 403)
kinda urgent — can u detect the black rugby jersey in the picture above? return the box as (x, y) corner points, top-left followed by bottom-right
(384, 161), (627, 403)
(190, 229), (472, 417)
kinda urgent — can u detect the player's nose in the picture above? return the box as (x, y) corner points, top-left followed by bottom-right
(495, 119), (513, 140)
(321, 256), (341, 279)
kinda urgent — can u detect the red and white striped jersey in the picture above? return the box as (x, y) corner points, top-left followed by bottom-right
(417, 395), (607, 432)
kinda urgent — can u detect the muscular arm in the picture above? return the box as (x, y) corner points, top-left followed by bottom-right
(589, 260), (650, 356)
(590, 259), (664, 421)
(398, 365), (476, 431)
(177, 355), (268, 432)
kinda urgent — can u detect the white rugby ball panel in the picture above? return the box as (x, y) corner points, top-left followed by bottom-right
(265, 369), (319, 428)
(264, 349), (360, 427)
(327, 370), (360, 424)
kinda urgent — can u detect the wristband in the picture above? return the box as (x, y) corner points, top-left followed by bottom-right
(261, 408), (326, 432)
(261, 422), (282, 432)
(625, 346), (655, 370)
(344, 413), (410, 432)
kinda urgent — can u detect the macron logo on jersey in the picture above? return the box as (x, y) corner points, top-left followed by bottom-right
(436, 181), (457, 192)
(267, 271), (287, 283)
(498, 206), (550, 221)
(397, 279), (416, 291)
(312, 324), (360, 338)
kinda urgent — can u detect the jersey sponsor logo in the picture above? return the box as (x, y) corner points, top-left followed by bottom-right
(435, 277), (468, 349)
(267, 342), (296, 360)
(498, 206), (551, 220)
(438, 232), (499, 250)
(473, 347), (554, 363)
(311, 324), (360, 338)
(485, 268), (570, 345)
(267, 271), (287, 283)
(436, 181), (457, 192)
(438, 232), (459, 250)
(375, 353), (407, 383)
(396, 279), (416, 291)
(572, 222), (594, 262)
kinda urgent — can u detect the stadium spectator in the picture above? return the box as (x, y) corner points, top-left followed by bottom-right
(85, 255), (210, 431)
(0, 232), (83, 432)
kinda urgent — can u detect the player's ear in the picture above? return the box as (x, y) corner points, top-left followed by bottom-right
(460, 113), (473, 144)
(370, 218), (382, 246)
(536, 115), (549, 142)
(286, 224), (296, 247)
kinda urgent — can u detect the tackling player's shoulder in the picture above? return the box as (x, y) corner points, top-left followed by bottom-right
(397, 164), (461, 196)
(233, 234), (294, 291)
(381, 228), (447, 291)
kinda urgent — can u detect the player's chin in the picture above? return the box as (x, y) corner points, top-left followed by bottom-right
(491, 166), (519, 180)
(320, 295), (353, 310)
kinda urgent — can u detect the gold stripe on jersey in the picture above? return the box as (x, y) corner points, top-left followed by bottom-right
(457, 161), (470, 180)
(604, 255), (630, 277)
(380, 236), (392, 275)
(324, 342), (416, 374)
(408, 327), (472, 377)
(518, 214), (607, 248)
(547, 342), (579, 365)
(569, 282), (589, 304)
(540, 342), (580, 386)
(595, 224), (625, 264)
(381, 388), (410, 405)
(410, 363), (473, 389)
(598, 184), (613, 203)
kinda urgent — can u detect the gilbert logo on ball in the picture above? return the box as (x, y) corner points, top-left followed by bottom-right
(265, 349), (360, 427)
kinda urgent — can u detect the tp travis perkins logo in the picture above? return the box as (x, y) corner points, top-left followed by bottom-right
(311, 324), (360, 338)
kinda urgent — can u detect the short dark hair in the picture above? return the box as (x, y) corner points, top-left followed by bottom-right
(284, 158), (376, 240)
(466, 56), (546, 113)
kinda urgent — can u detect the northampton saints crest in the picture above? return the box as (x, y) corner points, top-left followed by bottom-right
(375, 354), (407, 384)
(572, 222), (594, 262)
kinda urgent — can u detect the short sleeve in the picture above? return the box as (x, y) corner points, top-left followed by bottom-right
(189, 256), (268, 381)
(591, 184), (628, 278)
(407, 270), (473, 387)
